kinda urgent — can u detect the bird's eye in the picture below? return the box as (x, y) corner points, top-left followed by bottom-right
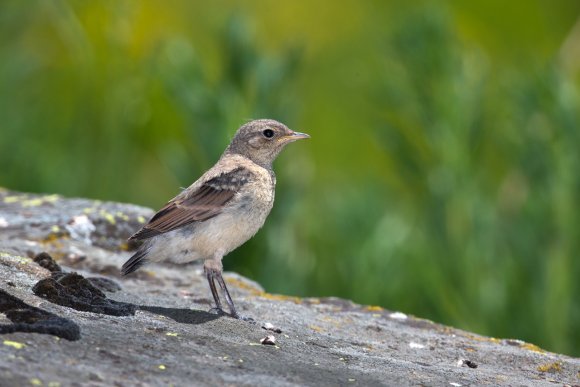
(262, 129), (274, 138)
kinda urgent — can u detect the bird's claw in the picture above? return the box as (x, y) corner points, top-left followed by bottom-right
(239, 315), (256, 324)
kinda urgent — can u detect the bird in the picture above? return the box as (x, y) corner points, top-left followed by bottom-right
(121, 119), (309, 319)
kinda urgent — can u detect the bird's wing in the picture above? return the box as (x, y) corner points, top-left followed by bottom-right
(129, 167), (253, 241)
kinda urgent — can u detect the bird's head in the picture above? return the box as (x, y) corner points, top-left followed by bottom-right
(225, 119), (309, 167)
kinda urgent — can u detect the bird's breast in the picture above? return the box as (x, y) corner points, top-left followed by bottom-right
(190, 169), (275, 257)
(229, 170), (275, 225)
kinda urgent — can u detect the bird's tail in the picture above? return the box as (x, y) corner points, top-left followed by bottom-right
(121, 247), (149, 276)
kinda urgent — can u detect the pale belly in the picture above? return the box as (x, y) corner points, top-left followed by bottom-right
(146, 192), (274, 263)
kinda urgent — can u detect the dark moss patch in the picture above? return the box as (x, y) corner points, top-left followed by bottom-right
(31, 252), (131, 316)
(33, 251), (62, 272)
(87, 277), (122, 293)
(32, 273), (136, 316)
(0, 289), (80, 341)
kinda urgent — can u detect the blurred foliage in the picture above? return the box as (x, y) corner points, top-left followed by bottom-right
(1, 1), (580, 356)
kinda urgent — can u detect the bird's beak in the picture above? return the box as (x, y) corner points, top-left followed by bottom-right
(284, 131), (310, 142)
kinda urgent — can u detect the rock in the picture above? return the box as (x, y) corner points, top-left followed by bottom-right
(0, 188), (579, 386)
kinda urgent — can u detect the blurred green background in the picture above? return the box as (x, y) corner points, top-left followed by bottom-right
(1, 0), (580, 356)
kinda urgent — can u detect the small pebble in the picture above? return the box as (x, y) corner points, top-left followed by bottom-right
(457, 359), (478, 368)
(262, 322), (282, 333)
(260, 335), (276, 345)
(389, 312), (408, 320)
(464, 360), (478, 369)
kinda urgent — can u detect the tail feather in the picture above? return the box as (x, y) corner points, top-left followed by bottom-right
(121, 248), (149, 276)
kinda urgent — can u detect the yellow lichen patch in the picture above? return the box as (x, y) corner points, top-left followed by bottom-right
(259, 292), (302, 304)
(137, 216), (146, 224)
(224, 277), (262, 295)
(222, 277), (304, 304)
(307, 298), (321, 304)
(21, 198), (45, 207)
(520, 342), (546, 354)
(4, 195), (22, 203)
(99, 210), (116, 225)
(82, 207), (96, 214)
(41, 233), (67, 244)
(158, 365), (166, 370)
(50, 225), (60, 233)
(119, 242), (130, 251)
(43, 195), (60, 203)
(364, 305), (383, 312)
(537, 361), (562, 373)
(308, 325), (325, 333)
(20, 194), (59, 207)
(3, 340), (26, 349)
(465, 334), (501, 344)
(44, 194), (59, 202)
(0, 252), (32, 266)
(30, 378), (42, 386)
(166, 332), (178, 337)
(115, 212), (129, 221)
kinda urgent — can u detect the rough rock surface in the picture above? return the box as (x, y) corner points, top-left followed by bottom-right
(0, 188), (578, 386)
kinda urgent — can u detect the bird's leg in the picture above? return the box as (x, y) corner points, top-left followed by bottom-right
(204, 257), (253, 322)
(205, 269), (224, 314)
(214, 273), (254, 322)
(214, 272), (239, 319)
(204, 259), (225, 315)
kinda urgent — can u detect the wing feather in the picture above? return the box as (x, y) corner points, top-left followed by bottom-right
(129, 167), (252, 241)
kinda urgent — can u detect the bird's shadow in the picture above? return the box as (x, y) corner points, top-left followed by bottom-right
(138, 305), (221, 325)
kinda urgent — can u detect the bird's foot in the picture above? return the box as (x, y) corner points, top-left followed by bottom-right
(211, 308), (255, 323)
(236, 314), (256, 324)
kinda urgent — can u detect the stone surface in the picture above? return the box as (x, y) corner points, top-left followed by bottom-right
(0, 188), (578, 386)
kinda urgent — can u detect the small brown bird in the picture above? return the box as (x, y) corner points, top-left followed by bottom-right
(121, 119), (309, 319)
